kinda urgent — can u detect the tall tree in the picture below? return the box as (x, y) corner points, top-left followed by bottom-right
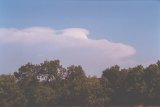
(102, 65), (128, 105)
(62, 65), (87, 107)
(125, 65), (146, 104)
(144, 63), (160, 105)
(14, 63), (39, 107)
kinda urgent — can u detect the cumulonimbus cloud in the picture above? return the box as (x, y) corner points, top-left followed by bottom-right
(0, 27), (136, 75)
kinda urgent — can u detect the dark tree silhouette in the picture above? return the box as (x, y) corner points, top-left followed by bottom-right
(0, 60), (160, 107)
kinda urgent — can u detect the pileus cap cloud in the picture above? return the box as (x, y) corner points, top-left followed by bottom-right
(62, 28), (89, 39)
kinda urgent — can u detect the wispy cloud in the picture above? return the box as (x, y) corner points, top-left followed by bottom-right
(0, 27), (136, 75)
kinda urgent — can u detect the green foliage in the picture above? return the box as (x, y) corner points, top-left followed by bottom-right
(0, 59), (160, 107)
(33, 85), (55, 107)
(60, 65), (87, 107)
(0, 75), (27, 107)
(84, 76), (110, 107)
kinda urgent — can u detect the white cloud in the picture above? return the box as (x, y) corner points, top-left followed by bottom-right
(0, 27), (136, 76)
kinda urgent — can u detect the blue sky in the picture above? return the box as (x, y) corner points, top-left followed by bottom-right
(0, 0), (160, 76)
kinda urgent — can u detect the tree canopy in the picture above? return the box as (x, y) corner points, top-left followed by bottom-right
(0, 59), (160, 107)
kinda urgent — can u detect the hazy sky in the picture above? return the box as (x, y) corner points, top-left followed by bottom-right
(0, 0), (160, 76)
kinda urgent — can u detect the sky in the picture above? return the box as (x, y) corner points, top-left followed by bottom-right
(0, 0), (160, 76)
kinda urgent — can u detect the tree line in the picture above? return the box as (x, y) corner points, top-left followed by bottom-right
(0, 60), (160, 107)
